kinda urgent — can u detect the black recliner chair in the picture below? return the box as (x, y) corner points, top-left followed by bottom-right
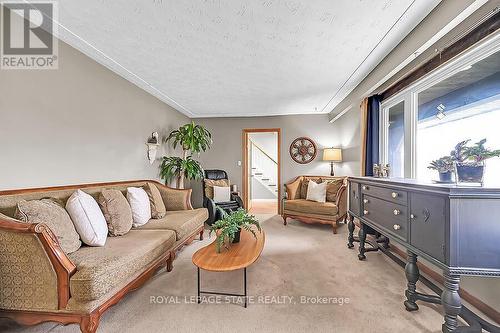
(203, 169), (244, 226)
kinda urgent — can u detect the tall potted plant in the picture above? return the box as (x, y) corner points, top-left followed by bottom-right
(428, 156), (454, 183)
(451, 139), (500, 184)
(160, 121), (212, 188)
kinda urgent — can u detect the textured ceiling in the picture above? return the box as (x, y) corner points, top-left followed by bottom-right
(53, 0), (440, 117)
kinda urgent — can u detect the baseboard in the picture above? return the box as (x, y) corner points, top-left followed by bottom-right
(389, 244), (500, 325)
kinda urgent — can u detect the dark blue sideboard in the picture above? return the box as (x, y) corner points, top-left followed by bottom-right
(347, 176), (500, 333)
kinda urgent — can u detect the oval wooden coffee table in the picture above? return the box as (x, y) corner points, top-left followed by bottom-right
(192, 228), (265, 308)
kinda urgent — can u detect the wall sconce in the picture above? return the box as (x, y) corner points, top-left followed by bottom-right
(146, 132), (160, 164)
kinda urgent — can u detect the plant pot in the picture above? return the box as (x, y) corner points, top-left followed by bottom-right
(456, 162), (484, 184)
(438, 171), (453, 183)
(232, 228), (241, 243)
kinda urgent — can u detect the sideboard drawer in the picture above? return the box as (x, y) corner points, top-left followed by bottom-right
(361, 184), (407, 205)
(362, 195), (408, 241)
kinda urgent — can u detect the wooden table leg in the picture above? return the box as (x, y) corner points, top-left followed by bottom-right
(244, 267), (247, 308)
(197, 267), (201, 304)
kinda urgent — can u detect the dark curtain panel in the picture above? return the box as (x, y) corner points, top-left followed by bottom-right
(364, 95), (381, 176)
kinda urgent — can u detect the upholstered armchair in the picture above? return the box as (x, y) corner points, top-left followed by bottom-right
(203, 169), (244, 226)
(282, 176), (347, 234)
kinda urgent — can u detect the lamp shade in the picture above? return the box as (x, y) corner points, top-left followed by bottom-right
(323, 148), (342, 162)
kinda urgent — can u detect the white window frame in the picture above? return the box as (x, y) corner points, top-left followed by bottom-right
(380, 31), (500, 179)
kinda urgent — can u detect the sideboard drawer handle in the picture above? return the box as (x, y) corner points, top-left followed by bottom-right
(393, 209), (401, 216)
(363, 210), (369, 215)
(363, 198), (369, 204)
(393, 224), (401, 230)
(391, 192), (399, 198)
(410, 214), (415, 219)
(362, 185), (368, 190)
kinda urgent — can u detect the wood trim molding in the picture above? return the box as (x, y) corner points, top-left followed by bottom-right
(390, 244), (500, 325)
(381, 10), (500, 101)
(0, 217), (76, 309)
(242, 128), (281, 214)
(282, 213), (345, 234)
(0, 179), (194, 212)
(0, 179), (173, 195)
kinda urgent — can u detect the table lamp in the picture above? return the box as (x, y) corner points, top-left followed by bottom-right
(323, 148), (342, 176)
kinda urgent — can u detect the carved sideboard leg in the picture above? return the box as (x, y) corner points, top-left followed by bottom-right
(357, 224), (367, 260)
(404, 250), (420, 311)
(347, 214), (355, 249)
(441, 270), (462, 333)
(282, 215), (288, 225)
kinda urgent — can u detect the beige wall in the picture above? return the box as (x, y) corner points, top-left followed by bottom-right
(0, 40), (189, 190)
(192, 114), (344, 207)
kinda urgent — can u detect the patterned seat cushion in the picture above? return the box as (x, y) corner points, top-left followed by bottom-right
(284, 199), (338, 216)
(68, 230), (175, 301)
(137, 208), (208, 240)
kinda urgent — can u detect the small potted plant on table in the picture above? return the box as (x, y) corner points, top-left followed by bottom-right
(209, 208), (262, 253)
(451, 139), (500, 184)
(428, 156), (455, 183)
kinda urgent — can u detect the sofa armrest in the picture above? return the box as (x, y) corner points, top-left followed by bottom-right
(0, 215), (76, 310)
(154, 182), (193, 211)
(335, 183), (348, 219)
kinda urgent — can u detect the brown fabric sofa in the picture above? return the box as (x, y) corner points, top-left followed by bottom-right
(0, 180), (208, 333)
(282, 176), (347, 234)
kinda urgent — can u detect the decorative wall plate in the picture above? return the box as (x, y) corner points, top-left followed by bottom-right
(289, 137), (317, 164)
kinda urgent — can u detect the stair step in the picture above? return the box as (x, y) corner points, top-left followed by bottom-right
(261, 178), (270, 181)
(251, 167), (257, 169)
(268, 184), (276, 187)
(254, 173), (263, 175)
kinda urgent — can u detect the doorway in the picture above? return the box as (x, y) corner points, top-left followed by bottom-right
(242, 128), (281, 215)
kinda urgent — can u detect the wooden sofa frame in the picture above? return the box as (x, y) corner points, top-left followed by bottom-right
(0, 180), (204, 333)
(282, 176), (348, 234)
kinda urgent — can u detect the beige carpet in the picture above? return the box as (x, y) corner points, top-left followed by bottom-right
(0, 214), (445, 333)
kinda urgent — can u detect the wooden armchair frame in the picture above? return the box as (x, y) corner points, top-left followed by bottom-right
(0, 180), (203, 333)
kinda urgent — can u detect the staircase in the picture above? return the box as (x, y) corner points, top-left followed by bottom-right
(250, 140), (278, 198)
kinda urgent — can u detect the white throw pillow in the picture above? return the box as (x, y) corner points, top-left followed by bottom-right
(127, 187), (152, 227)
(213, 186), (231, 203)
(66, 190), (108, 246)
(306, 180), (327, 203)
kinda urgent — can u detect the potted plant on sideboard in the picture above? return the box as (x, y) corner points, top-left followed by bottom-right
(428, 156), (455, 183)
(160, 121), (212, 188)
(451, 139), (500, 184)
(209, 208), (262, 253)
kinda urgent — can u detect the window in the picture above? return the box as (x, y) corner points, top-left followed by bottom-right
(382, 101), (405, 178)
(380, 34), (500, 183)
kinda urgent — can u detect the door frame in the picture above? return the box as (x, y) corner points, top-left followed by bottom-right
(242, 128), (281, 214)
